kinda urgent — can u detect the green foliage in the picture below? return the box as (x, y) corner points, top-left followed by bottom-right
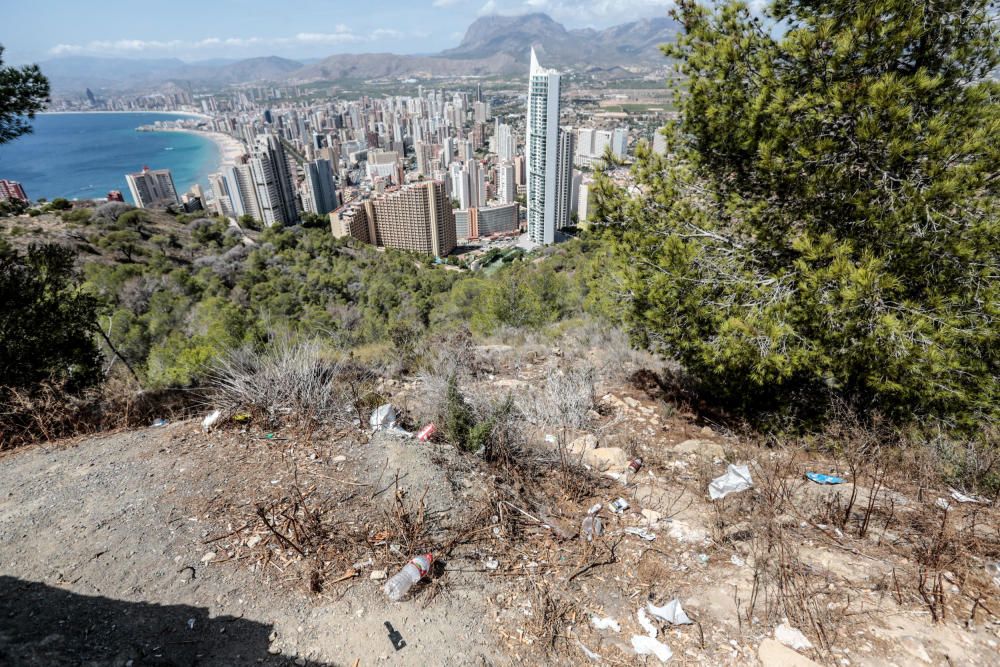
(0, 45), (49, 146)
(60, 208), (92, 225)
(0, 244), (100, 391)
(442, 374), (476, 450)
(596, 0), (1000, 427)
(48, 198), (71, 211)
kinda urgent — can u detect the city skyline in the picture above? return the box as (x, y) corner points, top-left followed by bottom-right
(3, 1), (675, 63)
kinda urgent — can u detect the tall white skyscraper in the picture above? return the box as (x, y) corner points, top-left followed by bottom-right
(125, 167), (179, 209)
(497, 123), (516, 163)
(525, 48), (569, 245)
(450, 162), (470, 210)
(497, 161), (516, 204)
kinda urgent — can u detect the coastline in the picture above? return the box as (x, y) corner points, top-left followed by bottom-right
(41, 110), (212, 121)
(151, 128), (246, 169)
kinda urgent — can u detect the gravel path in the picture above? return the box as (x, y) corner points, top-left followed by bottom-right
(0, 423), (498, 666)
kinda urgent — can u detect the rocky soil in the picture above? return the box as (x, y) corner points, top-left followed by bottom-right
(2, 342), (999, 666)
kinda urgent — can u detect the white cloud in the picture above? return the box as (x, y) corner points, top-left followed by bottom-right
(49, 29), (365, 56)
(432, 0), (465, 6)
(473, 0), (674, 24)
(371, 28), (404, 40)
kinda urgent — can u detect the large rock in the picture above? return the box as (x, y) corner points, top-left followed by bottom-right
(568, 433), (599, 456)
(673, 439), (725, 459)
(583, 447), (628, 472)
(758, 639), (820, 667)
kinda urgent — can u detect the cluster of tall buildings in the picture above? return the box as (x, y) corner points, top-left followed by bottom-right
(107, 47), (631, 258)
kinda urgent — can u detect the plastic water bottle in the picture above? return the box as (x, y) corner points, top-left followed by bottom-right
(383, 554), (433, 601)
(581, 513), (604, 542)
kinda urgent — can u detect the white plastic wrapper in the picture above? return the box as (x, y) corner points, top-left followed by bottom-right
(647, 599), (693, 625)
(709, 464), (753, 499)
(631, 635), (673, 662)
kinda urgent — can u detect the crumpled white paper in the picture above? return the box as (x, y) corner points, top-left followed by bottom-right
(709, 464), (753, 499)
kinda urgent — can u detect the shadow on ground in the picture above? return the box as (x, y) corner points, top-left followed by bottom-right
(0, 576), (335, 666)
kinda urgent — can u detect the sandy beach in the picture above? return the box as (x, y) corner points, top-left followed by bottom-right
(150, 127), (246, 171)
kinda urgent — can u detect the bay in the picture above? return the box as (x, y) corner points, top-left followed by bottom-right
(0, 112), (220, 204)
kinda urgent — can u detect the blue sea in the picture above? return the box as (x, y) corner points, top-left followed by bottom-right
(0, 112), (220, 204)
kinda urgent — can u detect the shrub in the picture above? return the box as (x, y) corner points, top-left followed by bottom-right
(0, 244), (101, 392)
(596, 0), (1000, 428)
(207, 336), (374, 427)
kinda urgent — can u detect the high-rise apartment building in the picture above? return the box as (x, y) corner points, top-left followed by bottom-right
(303, 159), (338, 215)
(329, 180), (456, 257)
(497, 122), (516, 163)
(125, 167), (179, 208)
(525, 49), (571, 245)
(0, 179), (28, 203)
(249, 133), (298, 226)
(497, 161), (516, 204)
(554, 129), (576, 229)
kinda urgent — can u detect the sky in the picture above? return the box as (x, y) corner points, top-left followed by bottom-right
(3, 0), (679, 64)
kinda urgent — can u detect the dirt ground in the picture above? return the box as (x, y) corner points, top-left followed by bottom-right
(2, 342), (999, 666)
(0, 426), (498, 666)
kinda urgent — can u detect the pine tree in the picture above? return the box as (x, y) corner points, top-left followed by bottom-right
(595, 0), (999, 427)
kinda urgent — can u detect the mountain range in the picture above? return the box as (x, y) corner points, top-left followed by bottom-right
(41, 13), (679, 95)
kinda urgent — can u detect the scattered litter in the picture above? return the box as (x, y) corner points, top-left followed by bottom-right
(949, 487), (986, 504)
(935, 498), (951, 511)
(582, 514), (604, 541)
(232, 413), (250, 423)
(709, 464), (753, 500)
(246, 535), (262, 548)
(200, 551), (216, 563)
(591, 616), (621, 632)
(631, 635), (673, 662)
(637, 607), (657, 637)
(186, 617), (195, 630)
(587, 503), (603, 515)
(544, 433), (557, 444)
(333, 455), (347, 463)
(987, 562), (1000, 588)
(647, 599), (693, 625)
(624, 527), (657, 541)
(609, 498), (630, 514)
(384, 553), (433, 601)
(483, 557), (499, 571)
(201, 409), (222, 432)
(416, 423), (437, 442)
(151, 418), (168, 427)
(352, 557), (373, 570)
(697, 553), (710, 565)
(806, 472), (844, 485)
(775, 621), (814, 650)
(577, 639), (602, 661)
(731, 554), (746, 567)
(370, 569), (387, 581)
(627, 458), (643, 474)
(370, 404), (398, 431)
(384, 621), (406, 651)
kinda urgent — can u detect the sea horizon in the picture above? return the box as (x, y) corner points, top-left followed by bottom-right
(0, 112), (221, 204)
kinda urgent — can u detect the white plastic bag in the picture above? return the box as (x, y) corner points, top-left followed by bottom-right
(647, 599), (693, 625)
(709, 464), (753, 499)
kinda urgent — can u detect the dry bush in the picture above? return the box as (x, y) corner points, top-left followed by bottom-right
(207, 336), (376, 428)
(0, 375), (196, 449)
